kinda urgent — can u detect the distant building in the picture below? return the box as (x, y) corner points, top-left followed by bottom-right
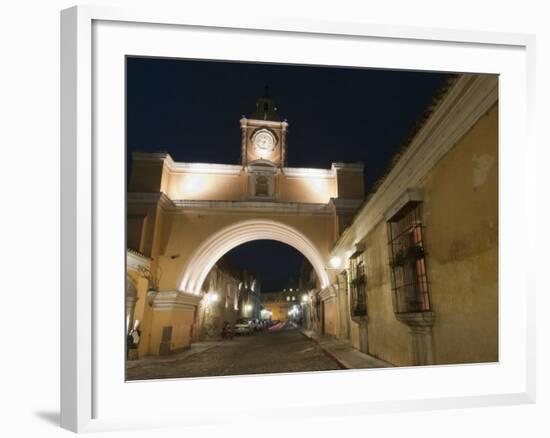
(197, 257), (260, 341)
(261, 286), (302, 322)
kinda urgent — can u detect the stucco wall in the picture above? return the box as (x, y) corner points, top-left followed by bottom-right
(336, 169), (364, 199)
(278, 174), (337, 204)
(359, 103), (498, 366)
(420, 103), (499, 364)
(149, 308), (195, 355)
(166, 172), (246, 201)
(361, 221), (412, 365)
(128, 155), (363, 205)
(323, 298), (338, 336)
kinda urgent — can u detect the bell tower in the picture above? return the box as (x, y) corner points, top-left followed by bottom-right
(240, 87), (289, 168)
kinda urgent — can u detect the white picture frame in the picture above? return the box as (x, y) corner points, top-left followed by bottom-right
(60, 5), (536, 433)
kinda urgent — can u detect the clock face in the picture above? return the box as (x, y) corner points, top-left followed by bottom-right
(253, 130), (276, 154)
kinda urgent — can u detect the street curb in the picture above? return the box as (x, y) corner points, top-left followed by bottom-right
(298, 329), (349, 370)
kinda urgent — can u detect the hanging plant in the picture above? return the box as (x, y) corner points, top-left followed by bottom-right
(405, 244), (425, 260)
(138, 265), (162, 291)
(350, 275), (366, 286)
(138, 265), (163, 306)
(390, 249), (405, 268)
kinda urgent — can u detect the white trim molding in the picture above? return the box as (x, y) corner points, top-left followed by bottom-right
(384, 188), (424, 221)
(171, 199), (333, 215)
(132, 152), (243, 175)
(152, 291), (202, 311)
(126, 248), (151, 272)
(283, 167), (334, 178)
(319, 284), (338, 301)
(178, 219), (331, 294)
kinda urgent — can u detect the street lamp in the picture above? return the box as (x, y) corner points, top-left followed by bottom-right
(329, 256), (342, 269)
(204, 291), (219, 305)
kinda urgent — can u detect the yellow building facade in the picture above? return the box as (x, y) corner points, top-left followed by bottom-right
(323, 74), (499, 366)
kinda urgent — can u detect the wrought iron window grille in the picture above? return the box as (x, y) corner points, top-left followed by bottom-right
(387, 203), (431, 314)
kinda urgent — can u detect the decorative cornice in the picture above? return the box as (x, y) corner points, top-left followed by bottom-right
(170, 162), (243, 175)
(330, 198), (364, 213)
(127, 192), (176, 210)
(132, 152), (243, 175)
(282, 166), (334, 178)
(332, 74), (498, 258)
(383, 188), (423, 221)
(132, 151), (169, 163)
(132, 152), (363, 180)
(282, 162), (363, 179)
(152, 291), (202, 311)
(126, 249), (151, 272)
(318, 285), (338, 301)
(246, 160), (279, 174)
(170, 200), (333, 215)
(241, 118), (287, 129)
(331, 162), (364, 172)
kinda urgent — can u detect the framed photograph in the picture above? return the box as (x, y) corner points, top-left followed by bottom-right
(61, 5), (536, 433)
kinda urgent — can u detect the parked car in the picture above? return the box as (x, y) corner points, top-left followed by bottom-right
(234, 318), (254, 335)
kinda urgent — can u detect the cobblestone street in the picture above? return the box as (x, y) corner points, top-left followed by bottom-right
(126, 325), (343, 380)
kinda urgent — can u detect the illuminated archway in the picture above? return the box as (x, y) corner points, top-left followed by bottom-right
(178, 219), (330, 295)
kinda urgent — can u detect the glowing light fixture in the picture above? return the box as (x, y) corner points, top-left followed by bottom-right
(329, 256), (342, 268)
(204, 291), (219, 305)
(182, 175), (208, 195)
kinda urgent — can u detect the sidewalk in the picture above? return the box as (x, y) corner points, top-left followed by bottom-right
(126, 340), (224, 369)
(299, 329), (393, 369)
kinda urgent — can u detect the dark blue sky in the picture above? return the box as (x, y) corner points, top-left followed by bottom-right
(127, 57), (449, 292)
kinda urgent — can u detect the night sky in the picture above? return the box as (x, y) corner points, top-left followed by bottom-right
(127, 57), (450, 292)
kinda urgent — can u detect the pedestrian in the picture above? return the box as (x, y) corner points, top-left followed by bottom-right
(131, 327), (140, 347)
(127, 323), (141, 360)
(126, 330), (134, 360)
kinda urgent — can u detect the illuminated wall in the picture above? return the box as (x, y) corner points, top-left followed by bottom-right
(129, 152), (363, 205)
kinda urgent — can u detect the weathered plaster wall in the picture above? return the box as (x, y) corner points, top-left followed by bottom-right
(323, 298), (338, 336)
(167, 172), (246, 201)
(361, 221), (412, 366)
(420, 103), (499, 364)
(278, 174), (337, 204)
(197, 265), (243, 340)
(357, 103), (498, 366)
(149, 308), (195, 355)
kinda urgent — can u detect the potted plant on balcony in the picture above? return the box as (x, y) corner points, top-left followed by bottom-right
(390, 249), (405, 268)
(405, 244), (425, 261)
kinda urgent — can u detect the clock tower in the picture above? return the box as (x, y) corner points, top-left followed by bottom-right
(240, 88), (289, 168)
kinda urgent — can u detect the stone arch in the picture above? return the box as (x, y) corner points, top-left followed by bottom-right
(177, 219), (330, 295)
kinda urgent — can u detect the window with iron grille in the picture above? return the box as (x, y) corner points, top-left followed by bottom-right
(387, 203), (431, 314)
(349, 251), (367, 318)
